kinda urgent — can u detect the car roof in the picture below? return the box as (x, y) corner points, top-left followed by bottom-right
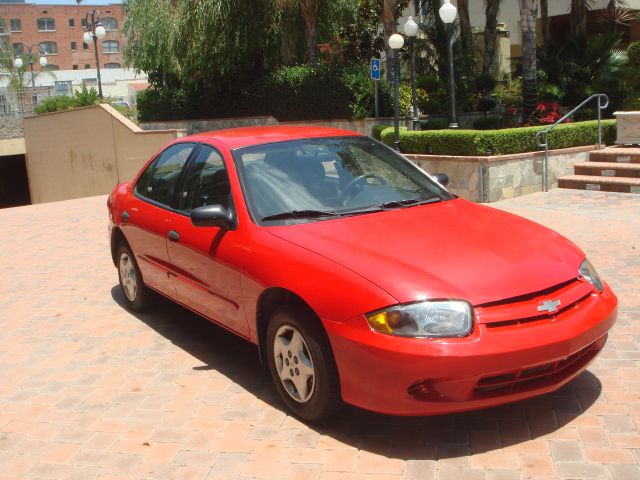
(187, 125), (362, 150)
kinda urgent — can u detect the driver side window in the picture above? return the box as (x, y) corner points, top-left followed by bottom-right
(136, 143), (195, 207)
(178, 145), (230, 213)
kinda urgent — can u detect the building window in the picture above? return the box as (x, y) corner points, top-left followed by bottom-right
(70, 41), (77, 51)
(73, 64), (78, 70)
(68, 18), (75, 28)
(10, 18), (21, 32)
(103, 41), (119, 54)
(44, 64), (59, 71)
(81, 18), (86, 28)
(13, 43), (24, 54)
(84, 64), (90, 69)
(0, 19), (4, 34)
(101, 17), (117, 31)
(104, 62), (121, 69)
(83, 42), (88, 50)
(39, 42), (58, 55)
(37, 18), (56, 31)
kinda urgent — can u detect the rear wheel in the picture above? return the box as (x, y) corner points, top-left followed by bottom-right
(117, 243), (152, 312)
(266, 304), (341, 422)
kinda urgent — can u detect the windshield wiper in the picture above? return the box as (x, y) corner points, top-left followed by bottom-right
(260, 209), (340, 221)
(378, 196), (442, 209)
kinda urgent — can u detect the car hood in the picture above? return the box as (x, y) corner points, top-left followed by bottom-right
(266, 198), (584, 306)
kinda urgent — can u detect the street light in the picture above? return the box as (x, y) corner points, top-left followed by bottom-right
(388, 33), (404, 152)
(83, 9), (106, 98)
(439, 0), (458, 129)
(403, 16), (419, 131)
(14, 45), (48, 110)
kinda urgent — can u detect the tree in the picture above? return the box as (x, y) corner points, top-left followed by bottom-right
(456, 0), (473, 53)
(276, 0), (320, 63)
(540, 0), (551, 51)
(570, 0), (590, 36)
(520, 0), (538, 121)
(482, 0), (501, 77)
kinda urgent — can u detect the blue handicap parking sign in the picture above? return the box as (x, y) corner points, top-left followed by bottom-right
(370, 59), (381, 80)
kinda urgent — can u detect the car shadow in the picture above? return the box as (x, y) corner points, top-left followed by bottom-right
(111, 286), (603, 461)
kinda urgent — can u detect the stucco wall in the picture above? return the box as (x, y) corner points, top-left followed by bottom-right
(23, 104), (184, 204)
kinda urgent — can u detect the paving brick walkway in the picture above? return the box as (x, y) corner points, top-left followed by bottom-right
(0, 189), (638, 479)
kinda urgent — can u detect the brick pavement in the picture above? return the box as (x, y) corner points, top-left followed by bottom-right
(0, 189), (638, 479)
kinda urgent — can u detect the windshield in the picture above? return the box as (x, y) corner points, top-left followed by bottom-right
(232, 136), (454, 224)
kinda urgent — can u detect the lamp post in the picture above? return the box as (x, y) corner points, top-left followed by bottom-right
(14, 45), (48, 110)
(83, 9), (106, 98)
(439, 0), (458, 129)
(388, 33), (404, 151)
(403, 16), (419, 130)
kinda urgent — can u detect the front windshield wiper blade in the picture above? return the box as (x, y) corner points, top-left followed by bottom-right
(378, 196), (442, 209)
(260, 209), (340, 221)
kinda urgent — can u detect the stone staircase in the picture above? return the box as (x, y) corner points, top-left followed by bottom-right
(558, 147), (640, 193)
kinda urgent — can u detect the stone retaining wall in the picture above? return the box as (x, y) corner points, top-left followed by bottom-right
(407, 145), (593, 202)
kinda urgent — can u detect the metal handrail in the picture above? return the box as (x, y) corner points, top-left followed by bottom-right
(535, 93), (609, 192)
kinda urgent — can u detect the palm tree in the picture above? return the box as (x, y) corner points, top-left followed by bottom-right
(540, 0), (551, 51)
(456, 0), (473, 52)
(482, 0), (501, 76)
(570, 0), (590, 37)
(520, 0), (538, 121)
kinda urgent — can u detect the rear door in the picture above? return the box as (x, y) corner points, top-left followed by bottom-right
(122, 142), (196, 298)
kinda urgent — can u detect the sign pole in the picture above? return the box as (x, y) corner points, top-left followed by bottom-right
(375, 80), (379, 118)
(370, 58), (381, 119)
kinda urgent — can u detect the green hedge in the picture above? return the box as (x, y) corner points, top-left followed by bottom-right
(379, 120), (616, 156)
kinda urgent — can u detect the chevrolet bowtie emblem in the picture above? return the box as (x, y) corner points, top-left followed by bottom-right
(537, 299), (561, 313)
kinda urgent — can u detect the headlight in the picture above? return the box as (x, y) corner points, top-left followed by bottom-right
(366, 300), (473, 338)
(579, 258), (603, 292)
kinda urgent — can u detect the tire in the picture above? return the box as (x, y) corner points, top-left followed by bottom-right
(116, 242), (153, 312)
(266, 304), (341, 423)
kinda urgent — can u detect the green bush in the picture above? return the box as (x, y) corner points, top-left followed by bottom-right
(380, 120), (616, 156)
(34, 85), (101, 115)
(371, 124), (391, 140)
(473, 116), (505, 130)
(417, 119), (448, 130)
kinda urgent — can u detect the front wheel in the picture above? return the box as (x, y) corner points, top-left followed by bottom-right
(266, 304), (341, 423)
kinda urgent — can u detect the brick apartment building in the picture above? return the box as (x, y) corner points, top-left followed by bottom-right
(0, 0), (126, 72)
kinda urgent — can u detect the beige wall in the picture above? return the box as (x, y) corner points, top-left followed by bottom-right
(23, 104), (184, 204)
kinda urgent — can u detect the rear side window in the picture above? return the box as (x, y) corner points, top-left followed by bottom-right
(135, 143), (195, 207)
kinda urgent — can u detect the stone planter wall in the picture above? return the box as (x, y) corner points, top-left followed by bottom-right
(406, 145), (593, 203)
(614, 111), (640, 144)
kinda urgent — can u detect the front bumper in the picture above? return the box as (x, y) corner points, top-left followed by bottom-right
(324, 282), (617, 416)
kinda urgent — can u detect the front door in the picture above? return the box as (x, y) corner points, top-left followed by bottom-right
(164, 145), (249, 337)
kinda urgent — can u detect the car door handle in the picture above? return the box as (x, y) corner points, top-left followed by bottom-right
(168, 230), (180, 242)
(122, 211), (130, 223)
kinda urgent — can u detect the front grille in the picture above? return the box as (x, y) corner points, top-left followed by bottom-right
(474, 338), (603, 396)
(475, 278), (594, 328)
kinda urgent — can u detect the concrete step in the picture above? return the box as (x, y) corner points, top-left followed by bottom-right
(574, 162), (640, 178)
(589, 147), (640, 163)
(558, 175), (640, 193)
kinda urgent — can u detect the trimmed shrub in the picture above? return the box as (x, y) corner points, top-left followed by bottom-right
(472, 116), (505, 130)
(380, 120), (616, 156)
(417, 119), (448, 130)
(371, 124), (391, 140)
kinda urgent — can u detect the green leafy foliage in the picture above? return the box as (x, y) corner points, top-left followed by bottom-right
(417, 119), (448, 130)
(379, 120), (616, 156)
(34, 85), (100, 114)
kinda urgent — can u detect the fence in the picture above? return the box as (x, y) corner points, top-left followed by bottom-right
(0, 87), (52, 118)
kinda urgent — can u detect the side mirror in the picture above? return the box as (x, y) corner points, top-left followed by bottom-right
(434, 173), (449, 187)
(190, 205), (234, 229)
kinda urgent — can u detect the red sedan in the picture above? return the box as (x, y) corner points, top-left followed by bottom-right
(107, 126), (617, 422)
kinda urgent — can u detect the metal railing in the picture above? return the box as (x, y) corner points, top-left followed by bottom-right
(535, 93), (609, 192)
